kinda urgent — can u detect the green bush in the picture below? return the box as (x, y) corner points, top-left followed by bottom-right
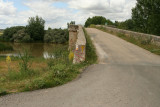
(12, 29), (31, 42)
(2, 26), (25, 41)
(44, 28), (69, 43)
(51, 64), (66, 78)
(25, 78), (46, 91)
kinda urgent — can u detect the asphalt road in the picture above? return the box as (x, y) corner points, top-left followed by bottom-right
(1, 28), (160, 107)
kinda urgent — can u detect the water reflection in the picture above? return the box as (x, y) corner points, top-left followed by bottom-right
(43, 52), (54, 59)
(0, 42), (66, 59)
(0, 53), (20, 57)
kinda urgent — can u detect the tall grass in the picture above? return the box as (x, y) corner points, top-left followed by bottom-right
(6, 50), (37, 81)
(83, 28), (97, 64)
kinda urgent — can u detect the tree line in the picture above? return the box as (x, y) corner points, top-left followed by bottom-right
(1, 16), (69, 43)
(85, 0), (160, 36)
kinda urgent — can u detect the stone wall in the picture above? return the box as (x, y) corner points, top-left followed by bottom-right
(99, 25), (160, 47)
(69, 25), (78, 51)
(69, 25), (86, 64)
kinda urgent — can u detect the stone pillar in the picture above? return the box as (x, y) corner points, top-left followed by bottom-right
(69, 25), (78, 51)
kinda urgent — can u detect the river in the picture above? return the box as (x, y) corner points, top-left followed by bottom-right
(0, 42), (67, 59)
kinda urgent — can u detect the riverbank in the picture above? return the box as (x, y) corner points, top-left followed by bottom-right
(0, 28), (97, 96)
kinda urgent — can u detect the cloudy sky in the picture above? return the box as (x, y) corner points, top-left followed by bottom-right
(0, 0), (137, 29)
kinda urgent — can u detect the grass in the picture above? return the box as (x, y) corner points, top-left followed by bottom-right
(90, 25), (160, 55)
(0, 29), (97, 96)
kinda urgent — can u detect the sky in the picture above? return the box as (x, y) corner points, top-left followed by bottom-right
(0, 0), (137, 29)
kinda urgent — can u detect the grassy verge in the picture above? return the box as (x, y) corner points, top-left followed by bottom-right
(0, 29), (97, 96)
(90, 25), (160, 55)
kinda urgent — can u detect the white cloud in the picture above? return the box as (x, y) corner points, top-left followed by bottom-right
(0, 0), (137, 29)
(0, 0), (16, 15)
(68, 0), (136, 22)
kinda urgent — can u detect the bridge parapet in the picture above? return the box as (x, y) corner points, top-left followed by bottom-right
(69, 25), (86, 64)
(99, 25), (160, 47)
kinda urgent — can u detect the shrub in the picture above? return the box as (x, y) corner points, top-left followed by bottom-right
(44, 28), (69, 44)
(44, 34), (52, 43)
(2, 26), (25, 41)
(22, 34), (31, 42)
(47, 59), (56, 68)
(12, 29), (31, 42)
(25, 78), (46, 91)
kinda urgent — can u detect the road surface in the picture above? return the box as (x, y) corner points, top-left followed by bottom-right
(1, 28), (160, 107)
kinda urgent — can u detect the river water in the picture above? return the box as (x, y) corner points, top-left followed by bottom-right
(0, 42), (67, 59)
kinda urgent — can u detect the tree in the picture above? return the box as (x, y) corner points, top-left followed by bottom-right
(12, 29), (31, 42)
(26, 16), (45, 41)
(44, 28), (69, 44)
(67, 21), (76, 28)
(132, 0), (160, 35)
(84, 17), (92, 27)
(85, 16), (113, 27)
(2, 26), (25, 41)
(115, 19), (134, 30)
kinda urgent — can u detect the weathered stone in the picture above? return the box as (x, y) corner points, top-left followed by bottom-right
(102, 26), (160, 47)
(69, 25), (79, 51)
(69, 25), (86, 64)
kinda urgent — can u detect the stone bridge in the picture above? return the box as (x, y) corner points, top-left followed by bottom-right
(69, 25), (86, 64)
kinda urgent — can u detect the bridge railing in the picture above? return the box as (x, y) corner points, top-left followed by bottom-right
(69, 25), (86, 64)
(98, 25), (160, 47)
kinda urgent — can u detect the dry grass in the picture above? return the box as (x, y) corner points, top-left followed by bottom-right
(0, 59), (47, 74)
(0, 57), (48, 93)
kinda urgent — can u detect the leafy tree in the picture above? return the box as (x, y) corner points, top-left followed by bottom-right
(44, 28), (69, 44)
(85, 16), (113, 27)
(67, 21), (76, 28)
(2, 26), (25, 41)
(12, 29), (31, 42)
(85, 18), (92, 27)
(115, 19), (134, 30)
(26, 16), (45, 41)
(132, 0), (160, 35)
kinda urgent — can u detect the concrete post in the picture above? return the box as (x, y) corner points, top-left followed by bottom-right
(69, 25), (78, 51)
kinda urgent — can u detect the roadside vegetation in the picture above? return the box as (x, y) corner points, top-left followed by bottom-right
(90, 25), (160, 55)
(0, 28), (97, 96)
